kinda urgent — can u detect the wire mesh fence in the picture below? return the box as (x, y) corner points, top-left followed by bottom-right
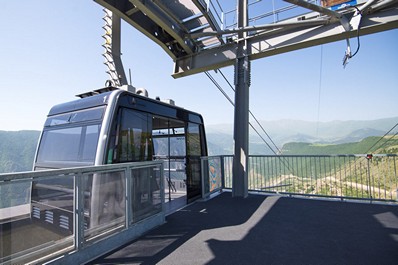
(221, 154), (398, 201)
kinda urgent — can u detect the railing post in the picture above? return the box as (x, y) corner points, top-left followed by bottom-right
(126, 166), (132, 227)
(75, 172), (85, 250)
(367, 155), (373, 201)
(220, 156), (225, 189)
(201, 157), (206, 199)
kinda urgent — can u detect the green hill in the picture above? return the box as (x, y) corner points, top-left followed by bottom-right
(281, 135), (398, 155)
(0, 131), (40, 173)
(1, 130), (397, 173)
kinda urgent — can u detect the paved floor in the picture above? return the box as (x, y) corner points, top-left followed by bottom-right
(90, 192), (398, 265)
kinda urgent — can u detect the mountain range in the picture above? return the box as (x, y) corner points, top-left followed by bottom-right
(0, 117), (396, 172)
(206, 117), (398, 155)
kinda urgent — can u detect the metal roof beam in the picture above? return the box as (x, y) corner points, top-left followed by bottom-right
(188, 18), (332, 38)
(95, 0), (196, 59)
(128, 0), (195, 55)
(173, 5), (398, 78)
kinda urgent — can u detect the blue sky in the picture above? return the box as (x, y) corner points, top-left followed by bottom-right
(1, 0), (397, 131)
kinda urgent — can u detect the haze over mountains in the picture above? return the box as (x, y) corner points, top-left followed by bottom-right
(0, 117), (397, 172)
(206, 117), (398, 155)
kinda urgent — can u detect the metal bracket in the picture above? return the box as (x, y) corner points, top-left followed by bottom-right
(102, 9), (128, 86)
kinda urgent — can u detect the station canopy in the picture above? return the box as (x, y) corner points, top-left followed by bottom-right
(95, 0), (398, 77)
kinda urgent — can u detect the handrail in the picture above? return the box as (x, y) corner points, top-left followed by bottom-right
(0, 161), (165, 264)
(201, 154), (398, 203)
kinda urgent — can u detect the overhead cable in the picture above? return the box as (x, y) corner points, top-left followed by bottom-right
(365, 122), (398, 153)
(204, 70), (296, 173)
(204, 71), (278, 155)
(217, 69), (282, 154)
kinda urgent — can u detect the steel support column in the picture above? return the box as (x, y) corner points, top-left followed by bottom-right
(232, 0), (249, 198)
(111, 13), (128, 86)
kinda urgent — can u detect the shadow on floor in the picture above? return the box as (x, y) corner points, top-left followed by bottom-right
(90, 192), (398, 265)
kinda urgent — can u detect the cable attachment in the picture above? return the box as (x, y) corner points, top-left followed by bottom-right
(342, 7), (363, 68)
(102, 9), (128, 87)
(342, 39), (351, 68)
(102, 9), (121, 86)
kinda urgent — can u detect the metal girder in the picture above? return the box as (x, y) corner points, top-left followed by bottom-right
(94, 0), (224, 60)
(95, 0), (195, 59)
(128, 0), (195, 55)
(173, 4), (398, 78)
(188, 18), (332, 38)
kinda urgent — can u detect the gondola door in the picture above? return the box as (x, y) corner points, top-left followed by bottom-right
(186, 122), (206, 203)
(152, 117), (187, 204)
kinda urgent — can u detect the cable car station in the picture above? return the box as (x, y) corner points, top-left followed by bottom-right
(1, 1), (398, 264)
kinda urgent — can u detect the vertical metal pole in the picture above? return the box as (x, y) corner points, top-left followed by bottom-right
(75, 172), (84, 250)
(367, 157), (373, 201)
(103, 9), (127, 86)
(111, 13), (128, 86)
(232, 0), (249, 198)
(168, 124), (172, 202)
(201, 157), (206, 199)
(220, 156), (225, 189)
(126, 167), (132, 226)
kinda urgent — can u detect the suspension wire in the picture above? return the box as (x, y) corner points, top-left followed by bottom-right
(350, 6), (362, 59)
(204, 72), (234, 105)
(217, 69), (282, 154)
(204, 71), (277, 155)
(378, 131), (398, 151)
(365, 122), (398, 153)
(205, 71), (295, 173)
(316, 45), (323, 137)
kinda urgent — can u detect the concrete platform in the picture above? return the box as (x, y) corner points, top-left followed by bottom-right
(90, 192), (398, 265)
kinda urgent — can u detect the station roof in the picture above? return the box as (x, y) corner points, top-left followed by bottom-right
(95, 0), (398, 77)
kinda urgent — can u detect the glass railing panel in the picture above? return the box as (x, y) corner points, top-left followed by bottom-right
(162, 158), (187, 201)
(1, 161), (165, 264)
(201, 156), (223, 198)
(131, 165), (162, 223)
(1, 174), (74, 264)
(83, 170), (126, 242)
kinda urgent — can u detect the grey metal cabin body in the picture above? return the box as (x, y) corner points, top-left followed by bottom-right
(32, 87), (207, 234)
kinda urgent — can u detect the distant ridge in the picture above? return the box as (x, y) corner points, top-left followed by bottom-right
(0, 117), (397, 172)
(206, 117), (398, 155)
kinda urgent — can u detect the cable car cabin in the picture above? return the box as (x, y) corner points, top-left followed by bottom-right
(32, 87), (207, 234)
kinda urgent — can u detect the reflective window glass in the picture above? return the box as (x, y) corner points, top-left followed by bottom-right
(45, 106), (105, 127)
(36, 125), (101, 164)
(117, 109), (153, 162)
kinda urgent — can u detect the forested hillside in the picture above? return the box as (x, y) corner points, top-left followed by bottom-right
(0, 131), (40, 173)
(281, 136), (398, 155)
(0, 127), (397, 173)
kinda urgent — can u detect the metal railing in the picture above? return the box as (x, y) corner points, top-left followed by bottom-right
(2, 153), (397, 263)
(0, 161), (164, 265)
(223, 0), (320, 29)
(201, 154), (398, 202)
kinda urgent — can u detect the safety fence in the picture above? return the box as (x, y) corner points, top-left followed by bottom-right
(0, 161), (164, 265)
(201, 154), (398, 202)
